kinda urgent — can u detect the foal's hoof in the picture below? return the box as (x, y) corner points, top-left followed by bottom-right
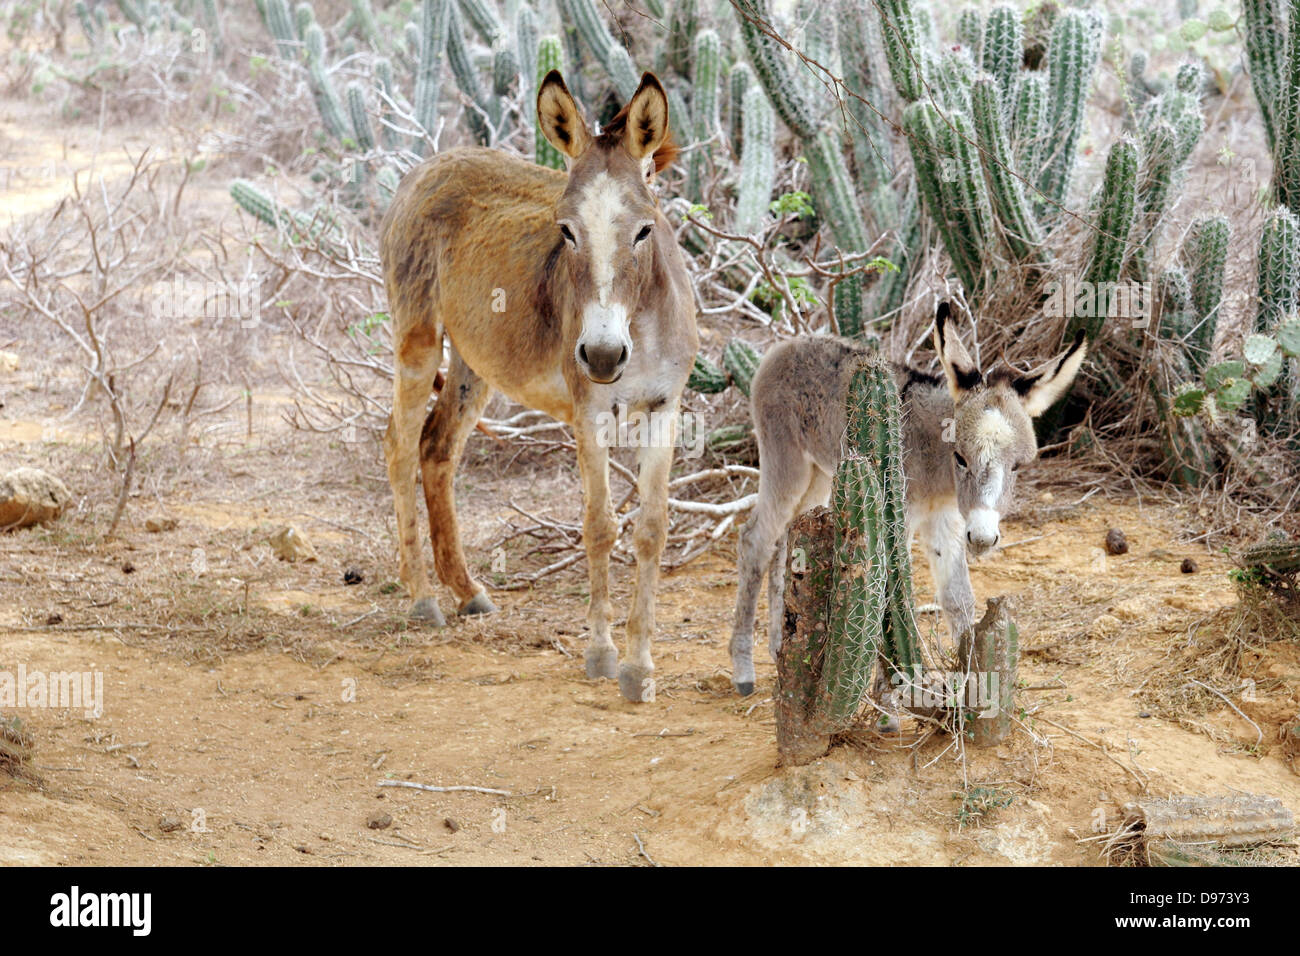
(734, 681), (755, 697)
(408, 597), (446, 626)
(584, 645), (619, 680)
(458, 591), (497, 616)
(618, 664), (656, 703)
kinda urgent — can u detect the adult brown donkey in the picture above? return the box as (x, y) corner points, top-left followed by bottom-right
(379, 71), (698, 703)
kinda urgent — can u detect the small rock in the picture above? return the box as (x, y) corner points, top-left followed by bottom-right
(1039, 491), (1054, 503)
(158, 816), (183, 832)
(1138, 711), (1152, 718)
(1148, 548), (1174, 560)
(1180, 558), (1198, 574)
(0, 350), (18, 373)
(1104, 528), (1128, 556)
(45, 612), (62, 625)
(121, 561), (135, 574)
(343, 567), (364, 586)
(145, 515), (178, 533)
(444, 817), (461, 833)
(270, 526), (317, 563)
(366, 812), (392, 830)
(0, 467), (71, 530)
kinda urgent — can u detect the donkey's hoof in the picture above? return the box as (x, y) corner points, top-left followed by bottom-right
(734, 681), (755, 697)
(584, 645), (619, 680)
(618, 664), (656, 703)
(408, 597), (446, 626)
(458, 591), (497, 616)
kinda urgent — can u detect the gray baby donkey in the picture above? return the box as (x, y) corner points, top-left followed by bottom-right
(729, 302), (1087, 696)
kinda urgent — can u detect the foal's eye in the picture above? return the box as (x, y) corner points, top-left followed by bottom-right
(560, 224), (576, 246)
(953, 451), (968, 470)
(634, 224), (653, 246)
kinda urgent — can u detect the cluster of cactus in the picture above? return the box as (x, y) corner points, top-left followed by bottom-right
(230, 179), (348, 254)
(776, 357), (922, 737)
(1242, 0), (1300, 214)
(1173, 207), (1300, 440)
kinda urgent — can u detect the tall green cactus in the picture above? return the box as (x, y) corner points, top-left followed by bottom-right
(265, 0), (296, 58)
(972, 74), (1044, 266)
(1257, 205), (1300, 329)
(666, 0), (697, 79)
(446, 2), (492, 144)
(1273, 0), (1300, 212)
(957, 5), (982, 55)
(734, 0), (817, 140)
(821, 358), (919, 726)
(1242, 0), (1286, 151)
(346, 81), (375, 151)
(735, 84), (775, 233)
(1071, 137), (1138, 341)
(516, 3), (539, 127)
(566, 0), (640, 101)
(413, 0), (451, 148)
(688, 29), (722, 200)
(981, 4), (1021, 115)
(1182, 214), (1230, 370)
(1012, 70), (1047, 182)
(726, 62), (754, 157)
(457, 0), (503, 45)
(535, 35), (566, 170)
(1037, 8), (1102, 217)
(876, 0), (926, 103)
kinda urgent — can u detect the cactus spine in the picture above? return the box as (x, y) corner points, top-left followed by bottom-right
(534, 35), (565, 169)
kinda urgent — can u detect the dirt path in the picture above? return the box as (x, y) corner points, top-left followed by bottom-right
(4, 493), (1298, 866)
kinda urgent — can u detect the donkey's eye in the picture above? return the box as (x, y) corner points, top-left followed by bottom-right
(634, 224), (653, 246)
(560, 224), (576, 246)
(953, 451), (968, 470)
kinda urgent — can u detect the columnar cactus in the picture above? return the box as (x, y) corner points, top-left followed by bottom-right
(981, 4), (1022, 115)
(1182, 214), (1230, 369)
(516, 3), (539, 126)
(688, 29), (722, 200)
(821, 358), (919, 725)
(722, 340), (762, 397)
(566, 0), (640, 101)
(1012, 71), (1047, 181)
(685, 354), (729, 394)
(413, 0), (452, 147)
(304, 25), (350, 142)
(446, 3), (492, 144)
(735, 85), (775, 233)
(534, 35), (565, 170)
(666, 0), (697, 79)
(1072, 137), (1138, 340)
(457, 0), (503, 45)
(346, 81), (375, 151)
(876, 0), (926, 103)
(1037, 8), (1103, 217)
(265, 0), (296, 58)
(351, 0), (380, 50)
(972, 74), (1044, 265)
(957, 5), (982, 56)
(726, 62), (754, 157)
(1242, 0), (1286, 151)
(1256, 205), (1300, 329)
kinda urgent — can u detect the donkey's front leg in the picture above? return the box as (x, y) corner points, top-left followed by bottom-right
(619, 436), (674, 703)
(923, 506), (976, 654)
(574, 426), (619, 681)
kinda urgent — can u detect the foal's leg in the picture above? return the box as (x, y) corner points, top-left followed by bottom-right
(385, 328), (444, 624)
(573, 423), (619, 681)
(730, 454), (815, 696)
(921, 505), (976, 654)
(419, 347), (496, 615)
(765, 466), (833, 663)
(618, 435), (675, 703)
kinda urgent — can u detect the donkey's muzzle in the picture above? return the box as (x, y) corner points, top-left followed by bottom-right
(577, 341), (629, 384)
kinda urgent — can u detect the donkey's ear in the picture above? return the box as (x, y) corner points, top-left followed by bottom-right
(1014, 331), (1088, 417)
(537, 70), (592, 161)
(932, 301), (981, 398)
(621, 73), (670, 167)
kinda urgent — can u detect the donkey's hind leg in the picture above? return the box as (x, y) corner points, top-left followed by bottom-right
(419, 346), (496, 616)
(731, 455), (816, 696)
(385, 328), (445, 625)
(764, 465), (832, 665)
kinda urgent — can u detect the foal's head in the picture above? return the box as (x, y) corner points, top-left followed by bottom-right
(934, 302), (1087, 556)
(537, 70), (677, 384)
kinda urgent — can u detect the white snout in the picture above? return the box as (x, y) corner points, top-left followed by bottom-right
(576, 302), (632, 383)
(965, 506), (1001, 555)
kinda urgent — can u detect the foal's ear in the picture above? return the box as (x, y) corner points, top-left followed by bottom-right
(537, 70), (592, 161)
(620, 73), (670, 169)
(932, 301), (981, 398)
(1013, 331), (1088, 417)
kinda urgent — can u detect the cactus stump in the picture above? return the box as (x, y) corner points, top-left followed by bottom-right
(957, 595), (1019, 748)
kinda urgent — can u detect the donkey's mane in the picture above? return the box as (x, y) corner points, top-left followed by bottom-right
(597, 103), (679, 173)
